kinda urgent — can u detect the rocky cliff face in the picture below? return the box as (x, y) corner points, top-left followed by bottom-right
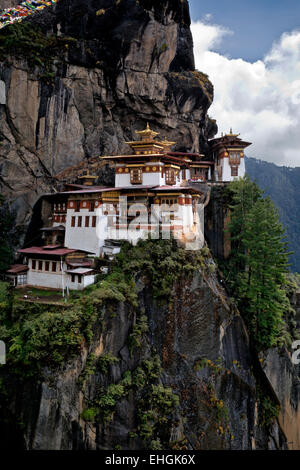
(2, 263), (291, 450)
(0, 0), (216, 233)
(0, 1), (298, 452)
(263, 348), (300, 450)
(0, 1), (20, 8)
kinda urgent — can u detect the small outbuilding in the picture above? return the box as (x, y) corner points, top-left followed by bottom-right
(6, 264), (29, 287)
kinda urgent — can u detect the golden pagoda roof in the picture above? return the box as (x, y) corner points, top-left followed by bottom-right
(78, 169), (97, 180)
(135, 122), (159, 141)
(160, 139), (176, 148)
(125, 124), (176, 153)
(224, 128), (240, 138)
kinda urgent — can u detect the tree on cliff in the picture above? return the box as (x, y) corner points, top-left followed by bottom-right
(225, 177), (290, 351)
(0, 194), (15, 272)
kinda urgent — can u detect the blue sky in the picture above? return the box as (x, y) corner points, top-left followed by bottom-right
(189, 0), (300, 166)
(189, 0), (300, 62)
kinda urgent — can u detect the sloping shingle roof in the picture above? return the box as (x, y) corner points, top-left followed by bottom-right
(6, 264), (29, 274)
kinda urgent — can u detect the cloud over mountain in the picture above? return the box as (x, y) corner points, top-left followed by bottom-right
(191, 21), (300, 167)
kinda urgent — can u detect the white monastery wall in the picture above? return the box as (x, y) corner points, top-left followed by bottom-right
(115, 173), (131, 187)
(27, 262), (68, 290)
(65, 209), (100, 255)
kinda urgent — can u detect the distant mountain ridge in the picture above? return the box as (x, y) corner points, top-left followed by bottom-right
(245, 156), (300, 273)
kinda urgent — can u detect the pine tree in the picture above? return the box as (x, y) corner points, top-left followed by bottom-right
(226, 178), (290, 351)
(226, 176), (262, 277)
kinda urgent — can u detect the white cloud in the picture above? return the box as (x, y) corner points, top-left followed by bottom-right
(203, 13), (213, 22)
(191, 20), (232, 56)
(191, 21), (300, 167)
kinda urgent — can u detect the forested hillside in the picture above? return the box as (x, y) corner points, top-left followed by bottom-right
(245, 157), (300, 273)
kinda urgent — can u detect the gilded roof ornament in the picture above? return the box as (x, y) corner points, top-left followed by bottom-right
(135, 122), (160, 141)
(160, 138), (176, 149)
(225, 128), (240, 137)
(78, 169), (97, 180)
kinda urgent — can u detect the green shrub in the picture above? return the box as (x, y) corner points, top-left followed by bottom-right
(81, 407), (98, 422)
(77, 353), (97, 388)
(115, 238), (205, 302)
(128, 315), (148, 355)
(97, 353), (119, 374)
(96, 383), (126, 421)
(0, 22), (78, 82)
(257, 385), (280, 429)
(137, 383), (179, 443)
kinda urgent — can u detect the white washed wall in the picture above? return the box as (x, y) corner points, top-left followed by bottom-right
(66, 274), (96, 291)
(65, 209), (100, 255)
(115, 173), (131, 187)
(27, 267), (67, 290)
(221, 157), (245, 182)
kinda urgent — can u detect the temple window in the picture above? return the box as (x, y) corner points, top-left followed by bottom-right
(92, 216), (97, 227)
(231, 166), (238, 177)
(78, 216), (82, 227)
(85, 216), (90, 227)
(38, 261), (43, 271)
(165, 169), (176, 185)
(71, 216), (76, 227)
(130, 168), (143, 184)
(45, 262), (50, 272)
(32, 260), (36, 270)
(161, 198), (177, 207)
(229, 152), (240, 165)
(52, 262), (57, 272)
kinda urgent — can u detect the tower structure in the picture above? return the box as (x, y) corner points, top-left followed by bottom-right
(209, 129), (251, 182)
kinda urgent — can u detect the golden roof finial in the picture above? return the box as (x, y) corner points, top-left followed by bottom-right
(160, 138), (176, 150)
(225, 128), (240, 138)
(78, 168), (97, 181)
(136, 122), (160, 141)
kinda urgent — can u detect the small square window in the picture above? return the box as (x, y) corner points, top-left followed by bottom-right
(165, 169), (176, 185)
(231, 166), (238, 177)
(130, 168), (142, 184)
